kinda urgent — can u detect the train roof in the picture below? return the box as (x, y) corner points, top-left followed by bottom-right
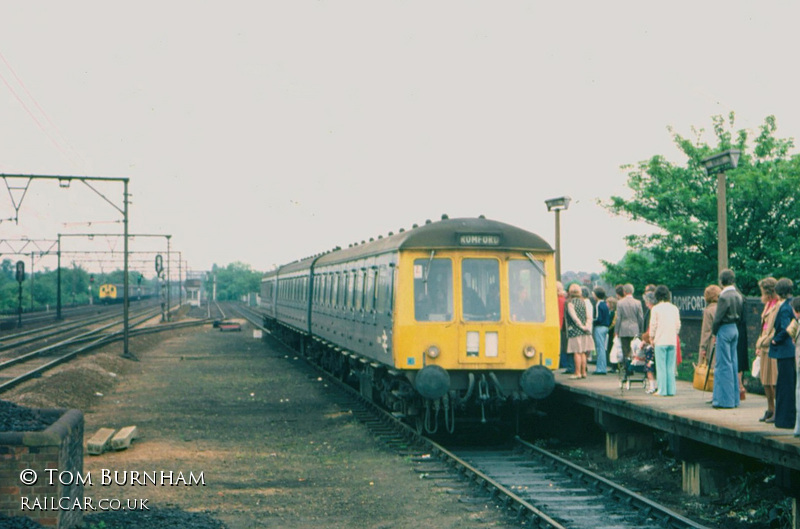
(264, 217), (553, 278)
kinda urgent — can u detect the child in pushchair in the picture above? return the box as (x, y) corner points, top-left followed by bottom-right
(620, 332), (657, 392)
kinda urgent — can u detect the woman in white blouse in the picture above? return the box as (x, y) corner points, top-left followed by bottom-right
(649, 285), (681, 396)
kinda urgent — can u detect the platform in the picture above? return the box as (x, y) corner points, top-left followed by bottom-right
(554, 371), (800, 473)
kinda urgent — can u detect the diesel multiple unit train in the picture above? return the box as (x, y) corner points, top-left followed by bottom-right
(260, 216), (560, 433)
(97, 283), (152, 303)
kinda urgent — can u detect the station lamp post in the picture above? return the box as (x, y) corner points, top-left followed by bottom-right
(545, 196), (571, 281)
(700, 149), (741, 275)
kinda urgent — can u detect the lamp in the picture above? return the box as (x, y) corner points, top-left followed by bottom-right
(701, 150), (740, 274)
(545, 196), (572, 212)
(701, 149), (741, 176)
(544, 196), (571, 280)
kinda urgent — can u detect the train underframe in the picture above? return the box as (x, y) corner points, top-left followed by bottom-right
(267, 320), (553, 435)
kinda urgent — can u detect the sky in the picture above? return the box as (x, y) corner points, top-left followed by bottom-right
(1, 2), (798, 280)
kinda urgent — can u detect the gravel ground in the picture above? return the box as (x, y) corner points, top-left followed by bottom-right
(3, 314), (515, 529)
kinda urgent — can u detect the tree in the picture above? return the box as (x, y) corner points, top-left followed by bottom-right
(206, 262), (262, 301)
(603, 114), (800, 295)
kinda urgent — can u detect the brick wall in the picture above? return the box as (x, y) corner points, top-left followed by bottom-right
(0, 408), (84, 529)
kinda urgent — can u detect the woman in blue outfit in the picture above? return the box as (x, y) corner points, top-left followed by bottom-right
(769, 278), (796, 429)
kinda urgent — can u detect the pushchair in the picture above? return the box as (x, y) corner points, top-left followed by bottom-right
(616, 337), (652, 392)
(618, 354), (649, 391)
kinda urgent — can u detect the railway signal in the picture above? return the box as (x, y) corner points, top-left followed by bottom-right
(15, 260), (25, 283)
(16, 260), (24, 328)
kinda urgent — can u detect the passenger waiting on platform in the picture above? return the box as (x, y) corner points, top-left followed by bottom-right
(736, 285), (750, 401)
(649, 285), (681, 397)
(755, 277), (779, 423)
(615, 283), (644, 364)
(557, 282), (573, 374)
(582, 285), (594, 362)
(605, 295), (618, 372)
(711, 269), (743, 409)
(566, 283), (592, 379)
(769, 278), (796, 428)
(698, 284), (720, 366)
(643, 291), (656, 334)
(791, 297), (800, 437)
(592, 287), (611, 375)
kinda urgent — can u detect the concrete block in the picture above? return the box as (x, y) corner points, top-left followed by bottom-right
(111, 426), (138, 451)
(87, 428), (116, 455)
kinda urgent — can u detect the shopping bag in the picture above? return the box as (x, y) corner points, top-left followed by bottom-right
(610, 336), (623, 363)
(751, 355), (761, 378)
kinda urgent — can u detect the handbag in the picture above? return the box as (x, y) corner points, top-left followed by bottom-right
(693, 362), (714, 391)
(751, 355), (761, 378)
(788, 318), (800, 341)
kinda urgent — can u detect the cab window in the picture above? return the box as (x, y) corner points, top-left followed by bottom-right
(414, 258), (452, 322)
(462, 259), (500, 322)
(509, 259), (546, 322)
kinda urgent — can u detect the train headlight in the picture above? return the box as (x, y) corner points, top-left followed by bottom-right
(523, 345), (537, 359)
(425, 345), (441, 359)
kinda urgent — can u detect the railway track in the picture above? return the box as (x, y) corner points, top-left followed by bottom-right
(232, 302), (711, 529)
(0, 301), (150, 332)
(0, 304), (157, 359)
(0, 305), (209, 394)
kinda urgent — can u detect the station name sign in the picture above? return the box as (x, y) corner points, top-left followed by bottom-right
(671, 288), (706, 319)
(457, 233), (502, 247)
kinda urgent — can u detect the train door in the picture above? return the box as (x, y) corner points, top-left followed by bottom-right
(458, 257), (505, 364)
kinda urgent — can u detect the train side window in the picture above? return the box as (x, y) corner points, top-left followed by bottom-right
(462, 259), (500, 322)
(414, 258), (453, 322)
(332, 274), (339, 307)
(508, 259), (546, 322)
(354, 270), (363, 311)
(376, 267), (389, 313)
(367, 269), (377, 312)
(348, 271), (356, 309)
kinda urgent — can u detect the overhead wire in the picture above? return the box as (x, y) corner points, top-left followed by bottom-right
(0, 51), (85, 170)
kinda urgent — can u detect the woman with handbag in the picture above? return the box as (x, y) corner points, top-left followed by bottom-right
(755, 277), (779, 423)
(695, 285), (720, 392)
(699, 285), (720, 365)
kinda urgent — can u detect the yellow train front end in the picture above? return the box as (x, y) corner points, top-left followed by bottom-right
(98, 284), (118, 303)
(392, 246), (559, 429)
